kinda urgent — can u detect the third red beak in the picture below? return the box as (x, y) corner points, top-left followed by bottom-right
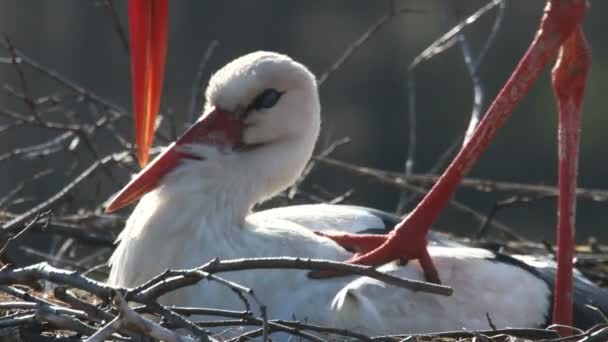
(128, 0), (169, 167)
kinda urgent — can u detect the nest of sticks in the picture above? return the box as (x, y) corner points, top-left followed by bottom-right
(2, 1), (608, 340)
(0, 225), (607, 341)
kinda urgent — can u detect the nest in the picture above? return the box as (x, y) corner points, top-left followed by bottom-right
(0, 234), (606, 342)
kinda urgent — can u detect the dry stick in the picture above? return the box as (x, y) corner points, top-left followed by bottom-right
(0, 39), (128, 121)
(317, 156), (524, 240)
(0, 131), (72, 163)
(373, 328), (559, 341)
(0, 257), (452, 306)
(289, 0), (415, 199)
(273, 320), (373, 342)
(228, 321), (328, 342)
(0, 312), (36, 329)
(0, 170), (54, 211)
(1, 152), (128, 232)
(476, 194), (554, 239)
(0, 97), (125, 188)
(86, 291), (199, 342)
(101, 0), (130, 54)
(34, 305), (99, 337)
(153, 307), (252, 320)
(146, 301), (211, 340)
(127, 257), (452, 301)
(460, 0), (507, 144)
(2, 34), (40, 120)
(53, 287), (115, 324)
(197, 257), (452, 295)
(397, 0), (506, 214)
(188, 40), (219, 124)
(318, 157), (608, 202)
(287, 136), (351, 199)
(0, 212), (49, 260)
(316, 1), (423, 86)
(0, 263), (119, 300)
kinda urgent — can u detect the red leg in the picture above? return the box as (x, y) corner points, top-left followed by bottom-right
(551, 27), (590, 334)
(317, 0), (588, 284)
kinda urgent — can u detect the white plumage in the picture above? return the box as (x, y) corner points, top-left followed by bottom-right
(108, 51), (553, 336)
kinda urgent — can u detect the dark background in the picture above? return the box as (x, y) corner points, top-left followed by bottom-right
(1, 1), (606, 248)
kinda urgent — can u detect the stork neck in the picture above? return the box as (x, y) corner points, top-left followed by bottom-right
(153, 157), (260, 228)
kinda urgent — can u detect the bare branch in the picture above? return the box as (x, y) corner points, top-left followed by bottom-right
(1, 152), (128, 232)
(317, 157), (608, 202)
(188, 40), (219, 124)
(317, 2), (424, 86)
(86, 291), (198, 342)
(101, 0), (129, 54)
(398, 0), (506, 213)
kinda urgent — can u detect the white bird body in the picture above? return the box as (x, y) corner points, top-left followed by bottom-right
(109, 184), (549, 335)
(107, 51), (595, 336)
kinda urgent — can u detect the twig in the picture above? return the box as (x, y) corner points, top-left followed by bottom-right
(317, 1), (423, 86)
(373, 327), (559, 340)
(287, 136), (351, 199)
(317, 156), (524, 240)
(476, 194), (554, 239)
(1, 152), (128, 232)
(317, 157), (608, 201)
(34, 305), (98, 337)
(2, 34), (40, 120)
(196, 257), (452, 295)
(0, 263), (119, 301)
(457, 0), (507, 144)
(0, 39), (129, 119)
(397, 0), (506, 213)
(0, 212), (49, 260)
(101, 0), (129, 54)
(0, 132), (72, 163)
(188, 40), (219, 124)
(86, 291), (199, 342)
(53, 287), (115, 323)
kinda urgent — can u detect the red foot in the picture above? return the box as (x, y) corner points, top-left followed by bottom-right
(313, 221), (441, 284)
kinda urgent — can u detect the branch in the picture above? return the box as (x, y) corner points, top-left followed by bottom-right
(1, 152), (128, 232)
(317, 2), (424, 86)
(85, 291), (199, 342)
(318, 157), (608, 202)
(187, 41), (219, 124)
(153, 257), (452, 296)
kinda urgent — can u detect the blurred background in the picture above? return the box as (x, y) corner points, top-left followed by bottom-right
(0, 1), (607, 269)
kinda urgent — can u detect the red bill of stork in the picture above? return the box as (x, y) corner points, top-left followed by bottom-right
(107, 0), (602, 336)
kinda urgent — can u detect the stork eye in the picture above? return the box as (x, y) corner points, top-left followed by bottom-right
(252, 88), (283, 110)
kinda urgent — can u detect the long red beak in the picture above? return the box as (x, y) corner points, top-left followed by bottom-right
(128, 0), (169, 167)
(106, 107), (243, 213)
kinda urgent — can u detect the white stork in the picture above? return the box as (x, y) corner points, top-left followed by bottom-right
(105, 51), (607, 335)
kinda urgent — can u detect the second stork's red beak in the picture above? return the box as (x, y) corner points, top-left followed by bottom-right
(129, 0), (169, 167)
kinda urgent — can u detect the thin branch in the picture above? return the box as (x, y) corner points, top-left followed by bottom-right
(317, 2), (423, 86)
(397, 0), (505, 213)
(188, 40), (219, 124)
(101, 0), (129, 54)
(1, 152), (128, 232)
(287, 136), (351, 199)
(0, 38), (129, 118)
(86, 291), (198, 342)
(317, 156), (524, 240)
(0, 211), (50, 260)
(317, 157), (608, 202)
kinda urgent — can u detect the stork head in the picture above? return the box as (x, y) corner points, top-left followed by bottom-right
(106, 51), (320, 212)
